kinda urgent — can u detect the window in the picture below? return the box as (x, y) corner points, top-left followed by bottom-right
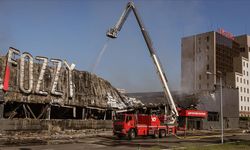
(245, 106), (246, 110)
(244, 79), (245, 84)
(247, 63), (248, 68)
(244, 88), (246, 93)
(247, 80), (249, 85)
(241, 87), (242, 92)
(244, 70), (245, 75)
(237, 77), (239, 82)
(207, 74), (209, 79)
(206, 64), (209, 70)
(244, 97), (246, 102)
(207, 45), (209, 50)
(248, 89), (249, 94)
(207, 83), (209, 88)
(247, 71), (249, 76)
(207, 55), (209, 61)
(248, 97), (249, 102)
(206, 36), (210, 42)
(248, 107), (250, 111)
(241, 96), (243, 101)
(199, 75), (201, 80)
(243, 62), (245, 67)
(241, 78), (242, 83)
(241, 106), (243, 110)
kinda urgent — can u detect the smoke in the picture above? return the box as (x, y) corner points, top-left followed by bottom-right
(91, 38), (110, 73)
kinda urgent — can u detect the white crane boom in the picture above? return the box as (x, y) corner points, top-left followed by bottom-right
(107, 1), (178, 124)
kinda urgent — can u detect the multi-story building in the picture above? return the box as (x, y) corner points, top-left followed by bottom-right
(181, 30), (241, 93)
(181, 29), (250, 119)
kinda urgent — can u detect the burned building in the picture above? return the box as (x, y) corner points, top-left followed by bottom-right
(0, 47), (142, 123)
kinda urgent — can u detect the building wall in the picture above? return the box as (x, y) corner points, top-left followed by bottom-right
(181, 31), (216, 94)
(197, 88), (239, 129)
(181, 36), (195, 94)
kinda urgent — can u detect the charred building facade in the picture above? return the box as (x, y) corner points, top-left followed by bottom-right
(0, 47), (142, 123)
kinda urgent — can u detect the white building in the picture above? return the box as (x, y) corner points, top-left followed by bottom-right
(234, 35), (250, 117)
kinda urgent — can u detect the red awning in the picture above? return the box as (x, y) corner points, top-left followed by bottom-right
(179, 109), (208, 118)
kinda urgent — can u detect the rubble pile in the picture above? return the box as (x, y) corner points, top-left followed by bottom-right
(106, 93), (144, 109)
(121, 95), (144, 108)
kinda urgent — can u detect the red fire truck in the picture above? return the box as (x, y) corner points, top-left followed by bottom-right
(112, 109), (207, 139)
(113, 113), (176, 139)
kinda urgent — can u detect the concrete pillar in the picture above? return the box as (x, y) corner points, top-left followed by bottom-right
(73, 107), (76, 118)
(0, 91), (4, 119)
(103, 110), (106, 120)
(111, 111), (116, 120)
(82, 108), (85, 120)
(89, 109), (91, 119)
(46, 105), (51, 120)
(0, 103), (4, 119)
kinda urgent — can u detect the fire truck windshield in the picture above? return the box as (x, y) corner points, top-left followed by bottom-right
(116, 114), (125, 121)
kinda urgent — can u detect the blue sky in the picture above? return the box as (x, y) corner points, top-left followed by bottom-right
(0, 0), (249, 92)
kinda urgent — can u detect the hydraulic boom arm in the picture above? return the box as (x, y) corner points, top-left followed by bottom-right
(107, 1), (178, 124)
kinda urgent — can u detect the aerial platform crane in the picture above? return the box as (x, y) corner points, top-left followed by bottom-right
(106, 1), (178, 125)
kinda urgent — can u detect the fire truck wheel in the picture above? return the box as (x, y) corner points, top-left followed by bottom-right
(153, 130), (159, 138)
(159, 130), (166, 138)
(128, 129), (136, 140)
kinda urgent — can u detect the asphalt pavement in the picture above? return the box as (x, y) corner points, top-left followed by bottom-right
(1, 132), (250, 150)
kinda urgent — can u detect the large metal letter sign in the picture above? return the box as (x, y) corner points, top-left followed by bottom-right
(7, 47), (20, 65)
(2, 47), (77, 99)
(64, 60), (75, 98)
(4, 48), (20, 91)
(20, 52), (33, 94)
(35, 56), (48, 95)
(51, 59), (63, 96)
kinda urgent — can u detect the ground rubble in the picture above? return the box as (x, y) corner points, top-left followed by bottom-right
(0, 128), (247, 147)
(0, 128), (113, 146)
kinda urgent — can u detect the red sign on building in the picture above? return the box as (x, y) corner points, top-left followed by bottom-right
(217, 28), (235, 40)
(179, 109), (208, 118)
